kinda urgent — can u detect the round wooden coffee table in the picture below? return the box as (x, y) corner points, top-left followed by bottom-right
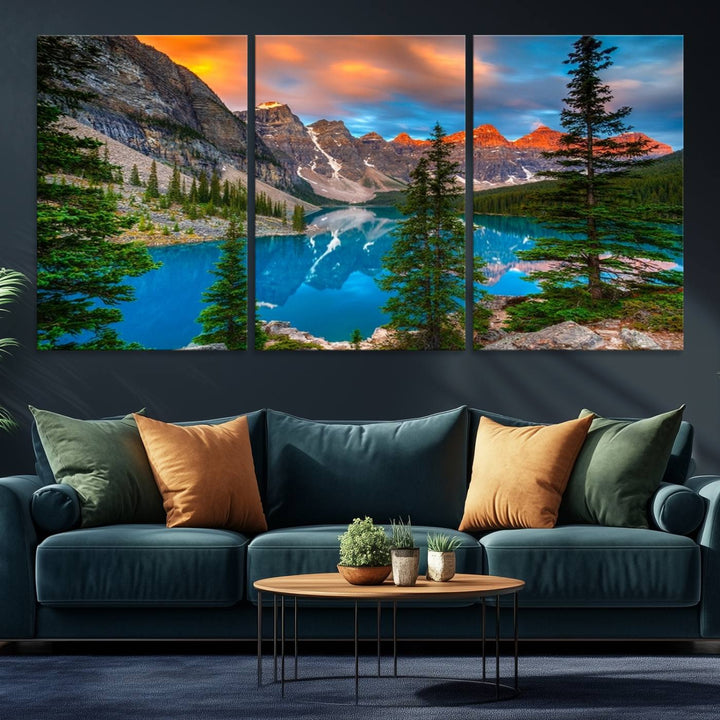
(254, 572), (524, 705)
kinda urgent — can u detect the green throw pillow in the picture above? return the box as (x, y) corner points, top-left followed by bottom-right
(559, 406), (685, 528)
(29, 406), (165, 528)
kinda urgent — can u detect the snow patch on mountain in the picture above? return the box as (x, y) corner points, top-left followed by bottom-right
(307, 127), (342, 179)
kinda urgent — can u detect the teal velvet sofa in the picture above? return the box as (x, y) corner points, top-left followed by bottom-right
(1, 406), (718, 642)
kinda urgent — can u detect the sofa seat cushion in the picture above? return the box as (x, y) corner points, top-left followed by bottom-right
(481, 526), (701, 608)
(36, 525), (248, 608)
(246, 525), (483, 604)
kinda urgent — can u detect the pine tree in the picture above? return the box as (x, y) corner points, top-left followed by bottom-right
(167, 164), (182, 203)
(292, 204), (305, 232)
(130, 164), (141, 186)
(36, 36), (158, 350)
(144, 160), (160, 200)
(193, 217), (247, 350)
(210, 169), (222, 206)
(517, 36), (682, 302)
(188, 177), (198, 204)
(378, 123), (477, 350)
(197, 171), (209, 203)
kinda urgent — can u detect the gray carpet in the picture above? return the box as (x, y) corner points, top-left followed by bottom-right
(1, 652), (718, 719)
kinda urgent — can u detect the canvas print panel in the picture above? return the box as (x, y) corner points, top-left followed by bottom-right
(254, 35), (467, 350)
(37, 35), (249, 350)
(471, 35), (683, 351)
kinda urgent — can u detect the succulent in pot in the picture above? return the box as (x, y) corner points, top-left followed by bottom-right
(390, 516), (419, 586)
(337, 516), (392, 585)
(426, 533), (462, 582)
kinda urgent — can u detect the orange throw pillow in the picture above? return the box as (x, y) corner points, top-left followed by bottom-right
(459, 415), (593, 531)
(134, 414), (267, 533)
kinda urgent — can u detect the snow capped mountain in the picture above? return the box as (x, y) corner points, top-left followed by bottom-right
(252, 102), (674, 203)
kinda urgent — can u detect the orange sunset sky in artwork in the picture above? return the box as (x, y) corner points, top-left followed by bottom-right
(136, 35), (465, 140)
(135, 35), (248, 111)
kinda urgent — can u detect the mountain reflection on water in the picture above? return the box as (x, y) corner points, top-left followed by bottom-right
(105, 207), (680, 348)
(255, 208), (547, 341)
(256, 207), (403, 342)
(256, 207), (399, 306)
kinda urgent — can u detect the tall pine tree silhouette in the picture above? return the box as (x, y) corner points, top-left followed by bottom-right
(518, 35), (682, 304)
(193, 217), (247, 350)
(379, 123), (482, 350)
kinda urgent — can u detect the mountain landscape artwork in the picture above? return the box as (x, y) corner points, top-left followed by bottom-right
(471, 35), (683, 350)
(36, 34), (683, 352)
(253, 35), (468, 350)
(37, 35), (250, 350)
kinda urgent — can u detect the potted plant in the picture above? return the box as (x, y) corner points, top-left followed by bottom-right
(390, 516), (419, 586)
(337, 516), (392, 585)
(426, 533), (462, 582)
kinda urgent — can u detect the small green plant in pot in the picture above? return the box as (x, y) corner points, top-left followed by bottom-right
(426, 533), (462, 582)
(390, 516), (419, 587)
(337, 516), (392, 585)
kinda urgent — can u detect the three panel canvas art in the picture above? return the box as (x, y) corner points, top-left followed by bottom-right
(36, 35), (684, 350)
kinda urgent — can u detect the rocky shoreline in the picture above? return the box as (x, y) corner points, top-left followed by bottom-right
(262, 321), (397, 350)
(258, 295), (682, 351)
(475, 296), (682, 350)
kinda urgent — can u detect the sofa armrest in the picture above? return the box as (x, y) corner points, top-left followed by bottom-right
(0, 475), (45, 639)
(685, 475), (720, 637)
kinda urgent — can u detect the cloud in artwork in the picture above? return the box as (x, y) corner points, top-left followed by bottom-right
(473, 35), (683, 149)
(256, 35), (466, 140)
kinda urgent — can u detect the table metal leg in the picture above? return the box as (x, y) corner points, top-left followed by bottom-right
(481, 598), (486, 681)
(354, 601), (359, 705)
(294, 596), (298, 680)
(495, 594), (501, 699)
(273, 594), (278, 683)
(257, 590), (263, 688)
(393, 600), (398, 678)
(281, 595), (286, 698)
(514, 591), (519, 691)
(377, 602), (382, 677)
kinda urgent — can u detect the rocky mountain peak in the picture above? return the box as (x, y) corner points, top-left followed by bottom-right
(391, 132), (429, 147)
(513, 125), (563, 151)
(444, 129), (466, 144)
(255, 101), (301, 126)
(473, 124), (511, 147)
(614, 132), (673, 157)
(359, 131), (385, 142)
(308, 118), (353, 139)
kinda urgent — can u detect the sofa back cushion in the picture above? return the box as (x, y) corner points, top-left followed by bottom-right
(265, 407), (468, 529)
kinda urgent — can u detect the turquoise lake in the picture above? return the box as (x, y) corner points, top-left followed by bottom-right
(101, 208), (681, 348)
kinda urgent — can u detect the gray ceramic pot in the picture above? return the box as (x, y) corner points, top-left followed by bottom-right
(391, 547), (420, 586)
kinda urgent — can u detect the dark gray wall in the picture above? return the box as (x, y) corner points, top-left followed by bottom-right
(1, 0), (717, 476)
